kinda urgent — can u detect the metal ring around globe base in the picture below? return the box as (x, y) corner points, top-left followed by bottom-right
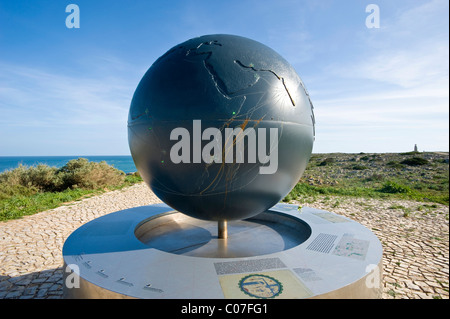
(62, 203), (383, 299)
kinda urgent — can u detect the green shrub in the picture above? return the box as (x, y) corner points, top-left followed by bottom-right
(0, 183), (38, 200)
(124, 172), (143, 184)
(346, 164), (368, 170)
(365, 174), (384, 182)
(0, 159), (137, 221)
(380, 181), (412, 194)
(435, 158), (449, 164)
(400, 157), (429, 166)
(386, 161), (406, 169)
(318, 158), (335, 166)
(56, 158), (125, 190)
(0, 164), (58, 191)
(0, 158), (126, 193)
(0, 164), (30, 186)
(23, 164), (59, 191)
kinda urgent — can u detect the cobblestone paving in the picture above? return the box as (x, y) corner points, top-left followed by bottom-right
(1, 183), (448, 299)
(0, 183), (162, 299)
(303, 196), (449, 299)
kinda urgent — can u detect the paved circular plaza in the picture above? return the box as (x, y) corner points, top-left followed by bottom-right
(0, 183), (448, 299)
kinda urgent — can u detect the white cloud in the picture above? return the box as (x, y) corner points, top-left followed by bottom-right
(0, 56), (144, 155)
(0, 59), (138, 128)
(310, 0), (449, 152)
(351, 42), (448, 89)
(354, 0), (448, 88)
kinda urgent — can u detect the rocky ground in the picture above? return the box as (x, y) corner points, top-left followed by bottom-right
(0, 182), (448, 299)
(303, 152), (448, 191)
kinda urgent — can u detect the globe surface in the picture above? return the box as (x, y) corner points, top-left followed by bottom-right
(128, 34), (315, 221)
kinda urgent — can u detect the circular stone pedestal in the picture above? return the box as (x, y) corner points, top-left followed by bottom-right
(62, 203), (383, 299)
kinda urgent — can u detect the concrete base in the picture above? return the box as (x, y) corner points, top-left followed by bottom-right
(62, 203), (383, 299)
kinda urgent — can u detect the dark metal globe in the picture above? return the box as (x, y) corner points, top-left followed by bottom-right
(128, 34), (315, 221)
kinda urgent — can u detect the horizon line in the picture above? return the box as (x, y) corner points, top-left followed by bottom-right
(0, 150), (449, 157)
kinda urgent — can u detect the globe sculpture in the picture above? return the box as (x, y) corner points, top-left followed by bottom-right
(64, 35), (383, 299)
(128, 34), (315, 222)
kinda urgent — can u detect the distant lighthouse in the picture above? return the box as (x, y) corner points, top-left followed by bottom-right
(414, 144), (418, 152)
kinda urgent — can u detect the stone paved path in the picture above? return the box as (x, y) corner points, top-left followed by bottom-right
(302, 196), (449, 299)
(0, 183), (448, 299)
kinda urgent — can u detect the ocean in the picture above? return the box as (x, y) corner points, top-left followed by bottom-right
(0, 155), (137, 174)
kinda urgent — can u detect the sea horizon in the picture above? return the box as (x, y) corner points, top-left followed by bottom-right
(1, 150), (448, 175)
(0, 155), (137, 174)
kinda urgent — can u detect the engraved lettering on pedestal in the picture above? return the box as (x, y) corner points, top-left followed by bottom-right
(96, 269), (109, 278)
(116, 277), (134, 287)
(306, 233), (338, 253)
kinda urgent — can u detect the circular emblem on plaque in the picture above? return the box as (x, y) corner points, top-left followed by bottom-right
(238, 274), (283, 299)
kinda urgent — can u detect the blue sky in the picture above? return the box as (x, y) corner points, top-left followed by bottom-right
(0, 0), (448, 155)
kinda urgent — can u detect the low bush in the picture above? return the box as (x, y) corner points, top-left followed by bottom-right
(0, 164), (57, 191)
(346, 164), (368, 170)
(365, 174), (384, 182)
(380, 181), (412, 194)
(0, 183), (38, 200)
(386, 161), (405, 169)
(400, 157), (429, 166)
(0, 158), (139, 221)
(56, 158), (125, 190)
(318, 158), (335, 166)
(0, 158), (125, 192)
